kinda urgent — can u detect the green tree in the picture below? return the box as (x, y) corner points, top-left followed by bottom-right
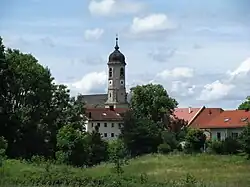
(120, 111), (162, 156)
(3, 48), (54, 158)
(85, 126), (108, 166)
(238, 96), (250, 111)
(56, 124), (88, 167)
(239, 123), (250, 159)
(184, 128), (206, 153)
(130, 84), (178, 123)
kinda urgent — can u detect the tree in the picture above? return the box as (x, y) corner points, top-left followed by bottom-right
(238, 96), (250, 111)
(3, 48), (54, 158)
(85, 126), (108, 166)
(56, 124), (88, 167)
(184, 128), (206, 153)
(239, 123), (250, 159)
(120, 110), (162, 156)
(130, 84), (178, 123)
(56, 125), (108, 167)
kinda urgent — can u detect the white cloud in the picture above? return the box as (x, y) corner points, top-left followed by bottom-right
(84, 28), (104, 41)
(156, 67), (194, 79)
(227, 57), (250, 78)
(130, 13), (176, 34)
(88, 0), (145, 16)
(197, 80), (235, 102)
(66, 71), (107, 94)
(197, 57), (250, 102)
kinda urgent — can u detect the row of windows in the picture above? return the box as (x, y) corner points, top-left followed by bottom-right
(91, 123), (122, 128)
(216, 132), (238, 141)
(109, 67), (124, 78)
(101, 133), (117, 138)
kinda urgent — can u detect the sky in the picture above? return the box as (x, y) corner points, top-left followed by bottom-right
(1, 0), (250, 109)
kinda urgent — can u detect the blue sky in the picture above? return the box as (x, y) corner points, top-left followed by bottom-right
(1, 0), (250, 109)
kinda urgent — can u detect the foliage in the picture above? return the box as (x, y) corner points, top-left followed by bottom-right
(108, 139), (127, 161)
(209, 140), (224, 154)
(56, 125), (108, 167)
(158, 143), (171, 154)
(130, 83), (178, 123)
(0, 136), (7, 167)
(222, 137), (241, 154)
(238, 96), (250, 111)
(1, 154), (250, 187)
(184, 128), (206, 153)
(161, 131), (178, 151)
(239, 123), (250, 159)
(120, 110), (163, 157)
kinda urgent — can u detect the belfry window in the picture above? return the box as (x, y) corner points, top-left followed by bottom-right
(120, 67), (124, 77)
(109, 68), (112, 78)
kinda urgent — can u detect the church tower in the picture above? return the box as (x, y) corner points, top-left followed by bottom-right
(105, 35), (128, 109)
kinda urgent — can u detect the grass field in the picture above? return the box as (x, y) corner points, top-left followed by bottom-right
(1, 154), (250, 187)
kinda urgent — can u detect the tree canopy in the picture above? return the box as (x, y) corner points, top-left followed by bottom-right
(238, 96), (250, 111)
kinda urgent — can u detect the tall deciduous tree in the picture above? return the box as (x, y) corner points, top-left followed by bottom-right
(130, 84), (178, 123)
(238, 96), (250, 111)
(4, 49), (54, 158)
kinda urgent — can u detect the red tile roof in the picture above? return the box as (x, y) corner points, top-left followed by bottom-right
(201, 110), (250, 129)
(190, 108), (223, 128)
(85, 108), (128, 121)
(173, 107), (203, 125)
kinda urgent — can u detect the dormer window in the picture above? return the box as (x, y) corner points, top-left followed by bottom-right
(224, 118), (230, 122)
(241, 118), (248, 122)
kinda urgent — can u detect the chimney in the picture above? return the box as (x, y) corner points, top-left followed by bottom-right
(88, 112), (92, 118)
(188, 106), (192, 114)
(109, 105), (114, 111)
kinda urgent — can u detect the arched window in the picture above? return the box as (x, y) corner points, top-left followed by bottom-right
(120, 67), (124, 77)
(109, 68), (112, 78)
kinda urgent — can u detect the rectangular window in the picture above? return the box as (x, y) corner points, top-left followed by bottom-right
(104, 133), (107, 137)
(231, 132), (238, 139)
(111, 123), (114, 128)
(111, 133), (114, 137)
(91, 123), (94, 127)
(97, 123), (100, 127)
(217, 132), (221, 141)
(104, 123), (107, 127)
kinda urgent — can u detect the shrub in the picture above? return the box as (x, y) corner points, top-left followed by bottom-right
(239, 123), (250, 159)
(223, 137), (241, 154)
(0, 136), (7, 167)
(161, 131), (178, 151)
(209, 140), (224, 154)
(184, 128), (206, 153)
(158, 143), (171, 154)
(108, 139), (127, 161)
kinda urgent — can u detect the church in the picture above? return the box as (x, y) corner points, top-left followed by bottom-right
(81, 36), (129, 140)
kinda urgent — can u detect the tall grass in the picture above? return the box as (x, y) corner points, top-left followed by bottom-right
(1, 154), (250, 187)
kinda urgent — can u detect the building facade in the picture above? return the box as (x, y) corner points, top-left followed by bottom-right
(82, 36), (129, 140)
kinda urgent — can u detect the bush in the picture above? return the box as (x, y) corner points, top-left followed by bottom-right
(161, 131), (178, 151)
(239, 123), (250, 159)
(158, 143), (171, 154)
(209, 140), (224, 154)
(209, 137), (241, 155)
(223, 137), (241, 154)
(184, 128), (206, 153)
(108, 139), (127, 161)
(0, 136), (7, 167)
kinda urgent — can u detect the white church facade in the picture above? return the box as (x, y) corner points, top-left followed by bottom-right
(81, 36), (129, 140)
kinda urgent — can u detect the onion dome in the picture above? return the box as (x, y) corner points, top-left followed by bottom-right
(108, 35), (126, 64)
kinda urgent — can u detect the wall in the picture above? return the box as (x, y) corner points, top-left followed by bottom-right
(85, 120), (123, 140)
(210, 128), (243, 140)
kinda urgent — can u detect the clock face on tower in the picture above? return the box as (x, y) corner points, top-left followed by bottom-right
(109, 80), (113, 86)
